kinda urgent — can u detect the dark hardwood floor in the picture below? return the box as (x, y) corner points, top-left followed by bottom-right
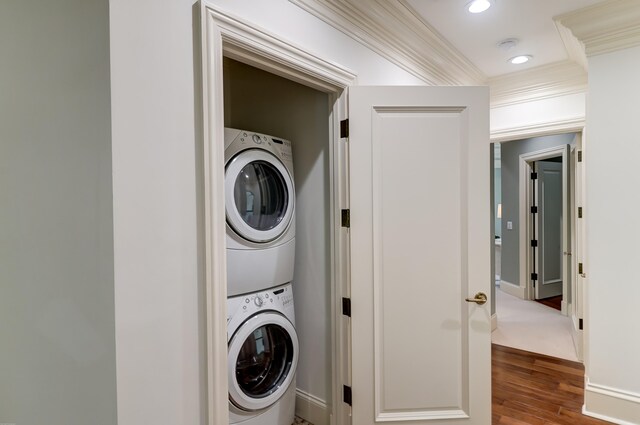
(535, 295), (563, 311)
(492, 344), (611, 425)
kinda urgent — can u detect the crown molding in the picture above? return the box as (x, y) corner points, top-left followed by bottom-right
(556, 0), (640, 57)
(289, 0), (485, 86)
(554, 19), (588, 71)
(489, 61), (587, 108)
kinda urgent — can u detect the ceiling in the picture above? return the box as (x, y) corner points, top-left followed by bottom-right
(405, 0), (606, 77)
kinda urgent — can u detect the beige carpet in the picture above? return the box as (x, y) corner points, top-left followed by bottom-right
(492, 288), (579, 362)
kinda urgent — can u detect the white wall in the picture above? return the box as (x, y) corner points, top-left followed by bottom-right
(109, 1), (424, 423)
(584, 44), (640, 423)
(491, 92), (585, 133)
(0, 1), (116, 424)
(109, 0), (205, 424)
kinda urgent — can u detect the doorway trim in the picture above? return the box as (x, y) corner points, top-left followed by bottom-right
(490, 119), (585, 363)
(199, 3), (356, 425)
(518, 145), (570, 309)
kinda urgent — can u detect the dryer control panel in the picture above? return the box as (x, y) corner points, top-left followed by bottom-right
(224, 128), (294, 170)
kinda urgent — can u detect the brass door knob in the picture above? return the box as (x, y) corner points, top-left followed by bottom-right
(465, 292), (487, 305)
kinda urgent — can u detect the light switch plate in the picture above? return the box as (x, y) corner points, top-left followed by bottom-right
(507, 221), (513, 230)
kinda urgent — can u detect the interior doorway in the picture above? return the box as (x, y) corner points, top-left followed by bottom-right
(491, 133), (582, 362)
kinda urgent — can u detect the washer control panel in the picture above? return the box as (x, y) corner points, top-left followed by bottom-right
(226, 283), (295, 339)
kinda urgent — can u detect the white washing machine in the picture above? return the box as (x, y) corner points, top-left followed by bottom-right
(225, 128), (296, 297)
(227, 283), (298, 425)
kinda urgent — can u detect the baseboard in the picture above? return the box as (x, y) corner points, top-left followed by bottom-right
(295, 388), (329, 425)
(491, 313), (497, 332)
(561, 300), (568, 316)
(499, 280), (526, 299)
(583, 380), (640, 424)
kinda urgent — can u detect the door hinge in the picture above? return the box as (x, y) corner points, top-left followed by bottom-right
(531, 172), (538, 180)
(579, 318), (584, 330)
(342, 297), (351, 317)
(531, 239), (538, 247)
(531, 206), (538, 214)
(578, 150), (583, 162)
(340, 119), (349, 138)
(531, 272), (538, 281)
(578, 263), (583, 274)
(341, 209), (350, 228)
(343, 385), (352, 406)
(578, 207), (583, 218)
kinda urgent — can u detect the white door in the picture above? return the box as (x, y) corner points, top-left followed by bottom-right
(348, 86), (491, 425)
(535, 160), (564, 299)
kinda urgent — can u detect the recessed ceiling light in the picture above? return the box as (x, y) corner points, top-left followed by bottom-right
(509, 55), (532, 65)
(467, 0), (492, 14)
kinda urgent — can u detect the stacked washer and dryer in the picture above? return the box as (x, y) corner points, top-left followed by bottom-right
(224, 128), (299, 425)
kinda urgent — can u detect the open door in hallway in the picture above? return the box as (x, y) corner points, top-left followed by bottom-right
(535, 160), (564, 299)
(348, 86), (491, 425)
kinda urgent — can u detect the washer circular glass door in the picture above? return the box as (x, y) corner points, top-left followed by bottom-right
(225, 149), (294, 243)
(228, 312), (299, 411)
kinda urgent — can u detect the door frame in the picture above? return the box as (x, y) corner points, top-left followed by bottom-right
(199, 3), (356, 425)
(491, 123), (585, 362)
(519, 146), (569, 307)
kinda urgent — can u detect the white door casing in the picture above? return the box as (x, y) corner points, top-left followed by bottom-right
(518, 144), (571, 312)
(200, 4), (356, 425)
(535, 160), (564, 299)
(348, 86), (491, 425)
(572, 134), (585, 361)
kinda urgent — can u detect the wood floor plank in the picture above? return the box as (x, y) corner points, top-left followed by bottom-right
(492, 344), (612, 425)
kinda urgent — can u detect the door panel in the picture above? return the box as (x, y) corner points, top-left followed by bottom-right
(349, 86), (490, 425)
(536, 160), (563, 299)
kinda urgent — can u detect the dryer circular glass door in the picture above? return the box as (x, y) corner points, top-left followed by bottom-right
(228, 312), (299, 411)
(225, 149), (294, 243)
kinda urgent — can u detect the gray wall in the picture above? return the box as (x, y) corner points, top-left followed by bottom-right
(494, 168), (502, 238)
(500, 133), (575, 286)
(0, 1), (116, 424)
(224, 59), (332, 404)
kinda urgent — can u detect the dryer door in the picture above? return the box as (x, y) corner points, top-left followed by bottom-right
(225, 149), (294, 243)
(228, 312), (299, 411)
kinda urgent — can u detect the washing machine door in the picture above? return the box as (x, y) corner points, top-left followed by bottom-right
(228, 312), (299, 411)
(225, 149), (294, 243)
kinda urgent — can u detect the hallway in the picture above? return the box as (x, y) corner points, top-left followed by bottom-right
(492, 289), (578, 362)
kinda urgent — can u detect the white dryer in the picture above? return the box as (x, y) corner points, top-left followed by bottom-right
(225, 128), (296, 297)
(227, 283), (298, 425)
